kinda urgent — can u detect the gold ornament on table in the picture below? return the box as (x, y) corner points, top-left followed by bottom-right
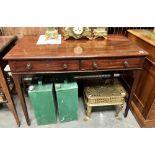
(73, 46), (83, 55)
(45, 27), (59, 40)
(63, 27), (93, 40)
(93, 27), (108, 39)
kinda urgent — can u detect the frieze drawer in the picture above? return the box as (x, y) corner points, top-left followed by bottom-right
(81, 58), (143, 70)
(9, 60), (80, 72)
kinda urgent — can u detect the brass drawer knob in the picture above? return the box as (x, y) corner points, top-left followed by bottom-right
(124, 61), (128, 67)
(26, 63), (32, 70)
(63, 64), (68, 70)
(92, 62), (97, 69)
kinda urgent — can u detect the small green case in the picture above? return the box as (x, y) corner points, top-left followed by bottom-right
(28, 79), (57, 125)
(55, 77), (78, 123)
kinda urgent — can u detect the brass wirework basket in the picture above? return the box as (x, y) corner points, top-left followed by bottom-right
(83, 78), (127, 121)
(84, 79), (126, 106)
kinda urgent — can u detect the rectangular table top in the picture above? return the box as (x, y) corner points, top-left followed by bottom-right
(128, 29), (155, 46)
(128, 29), (155, 64)
(4, 35), (148, 60)
(0, 36), (17, 58)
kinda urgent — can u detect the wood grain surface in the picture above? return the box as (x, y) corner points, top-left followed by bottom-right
(0, 36), (20, 126)
(128, 29), (155, 127)
(4, 35), (148, 60)
(0, 36), (17, 56)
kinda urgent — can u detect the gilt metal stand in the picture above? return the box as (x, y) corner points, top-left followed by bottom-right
(83, 79), (127, 121)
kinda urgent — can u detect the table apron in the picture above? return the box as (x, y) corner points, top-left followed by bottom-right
(8, 57), (144, 74)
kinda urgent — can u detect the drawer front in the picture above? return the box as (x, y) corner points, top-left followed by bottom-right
(10, 60), (79, 72)
(81, 58), (143, 70)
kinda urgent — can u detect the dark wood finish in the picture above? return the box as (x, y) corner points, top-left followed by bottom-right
(9, 58), (143, 73)
(12, 74), (30, 125)
(81, 58), (143, 70)
(124, 70), (142, 117)
(128, 30), (155, 63)
(0, 36), (20, 126)
(4, 35), (147, 60)
(128, 29), (155, 127)
(9, 60), (80, 72)
(3, 35), (148, 125)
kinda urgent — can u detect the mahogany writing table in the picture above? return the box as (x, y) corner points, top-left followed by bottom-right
(4, 35), (148, 126)
(0, 36), (20, 126)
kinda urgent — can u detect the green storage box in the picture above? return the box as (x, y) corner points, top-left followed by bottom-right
(28, 79), (57, 125)
(55, 78), (78, 123)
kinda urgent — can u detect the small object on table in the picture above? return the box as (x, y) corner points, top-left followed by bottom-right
(63, 27), (93, 40)
(45, 27), (59, 40)
(83, 79), (127, 121)
(93, 27), (108, 39)
(37, 34), (61, 45)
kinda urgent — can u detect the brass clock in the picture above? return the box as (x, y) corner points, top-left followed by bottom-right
(63, 27), (93, 40)
(45, 27), (59, 40)
(93, 27), (108, 39)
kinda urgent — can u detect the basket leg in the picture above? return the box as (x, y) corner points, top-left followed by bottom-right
(84, 106), (92, 121)
(115, 104), (123, 118)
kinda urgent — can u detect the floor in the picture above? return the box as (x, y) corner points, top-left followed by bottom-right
(0, 95), (140, 128)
